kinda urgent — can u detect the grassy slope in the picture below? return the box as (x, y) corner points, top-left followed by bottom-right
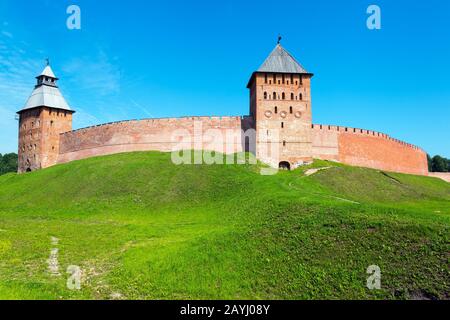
(0, 152), (448, 300)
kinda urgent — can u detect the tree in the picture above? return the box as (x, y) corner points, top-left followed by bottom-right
(431, 155), (448, 173)
(0, 153), (18, 175)
(427, 154), (432, 172)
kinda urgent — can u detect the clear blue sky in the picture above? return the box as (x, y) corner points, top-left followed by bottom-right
(0, 0), (449, 157)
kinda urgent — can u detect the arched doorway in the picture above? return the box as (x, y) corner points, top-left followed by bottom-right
(279, 161), (291, 171)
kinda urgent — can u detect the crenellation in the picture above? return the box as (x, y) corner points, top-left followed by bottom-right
(311, 123), (422, 153)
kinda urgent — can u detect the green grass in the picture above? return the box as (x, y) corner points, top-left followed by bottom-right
(0, 151), (448, 300)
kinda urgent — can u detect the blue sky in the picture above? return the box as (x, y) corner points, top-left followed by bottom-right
(0, 0), (449, 157)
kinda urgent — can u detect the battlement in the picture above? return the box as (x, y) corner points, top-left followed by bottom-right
(62, 115), (247, 136)
(311, 124), (423, 152)
(311, 123), (428, 175)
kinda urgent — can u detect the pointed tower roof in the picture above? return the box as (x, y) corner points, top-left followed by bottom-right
(18, 64), (74, 114)
(247, 43), (312, 88)
(39, 65), (57, 79)
(257, 44), (309, 74)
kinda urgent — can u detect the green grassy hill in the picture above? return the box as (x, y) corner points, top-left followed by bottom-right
(0, 152), (448, 300)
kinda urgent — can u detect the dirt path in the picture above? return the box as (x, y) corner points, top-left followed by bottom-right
(304, 167), (331, 176)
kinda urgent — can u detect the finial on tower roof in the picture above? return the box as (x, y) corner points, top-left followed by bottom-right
(277, 34), (282, 45)
(46, 58), (50, 66)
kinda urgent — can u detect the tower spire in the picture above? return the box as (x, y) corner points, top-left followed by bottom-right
(19, 63), (72, 113)
(46, 58), (50, 66)
(277, 34), (282, 45)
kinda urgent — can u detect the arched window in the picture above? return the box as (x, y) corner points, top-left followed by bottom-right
(290, 106), (293, 114)
(264, 92), (267, 100)
(273, 92), (277, 100)
(273, 74), (276, 83)
(283, 141), (286, 147)
(282, 74), (285, 84)
(299, 93), (303, 100)
(264, 74), (268, 84)
(274, 106), (278, 114)
(282, 92), (285, 100)
(281, 122), (284, 128)
(291, 93), (294, 100)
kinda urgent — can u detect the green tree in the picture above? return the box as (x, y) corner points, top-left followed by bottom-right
(427, 154), (432, 172)
(0, 153), (18, 175)
(431, 155), (448, 172)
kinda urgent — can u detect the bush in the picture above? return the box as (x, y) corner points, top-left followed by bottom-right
(0, 153), (18, 175)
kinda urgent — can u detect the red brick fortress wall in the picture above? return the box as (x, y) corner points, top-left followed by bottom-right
(58, 116), (254, 164)
(57, 117), (428, 176)
(312, 124), (428, 175)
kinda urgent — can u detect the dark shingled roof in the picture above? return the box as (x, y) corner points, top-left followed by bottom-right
(257, 44), (309, 74)
(247, 44), (312, 88)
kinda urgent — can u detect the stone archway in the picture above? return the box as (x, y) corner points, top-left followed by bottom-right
(279, 161), (291, 171)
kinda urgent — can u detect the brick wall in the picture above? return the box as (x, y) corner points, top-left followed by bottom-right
(18, 107), (73, 173)
(58, 119), (429, 176)
(312, 124), (428, 175)
(18, 108), (42, 173)
(252, 72), (313, 167)
(311, 125), (339, 161)
(58, 116), (254, 164)
(41, 108), (73, 168)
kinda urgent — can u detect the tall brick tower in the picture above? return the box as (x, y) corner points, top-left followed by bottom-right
(17, 63), (75, 173)
(247, 42), (314, 169)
